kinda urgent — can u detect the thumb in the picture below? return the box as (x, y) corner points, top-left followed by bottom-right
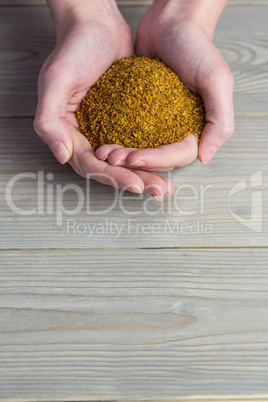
(197, 60), (234, 164)
(34, 66), (74, 164)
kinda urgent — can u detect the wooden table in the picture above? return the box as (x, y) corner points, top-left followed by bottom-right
(1, 0), (268, 400)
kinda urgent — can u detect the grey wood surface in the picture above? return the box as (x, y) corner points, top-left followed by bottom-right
(1, 116), (267, 249)
(1, 248), (268, 400)
(0, 1), (268, 401)
(0, 6), (268, 117)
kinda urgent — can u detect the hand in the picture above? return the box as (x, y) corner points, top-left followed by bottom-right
(34, 0), (173, 198)
(96, 0), (234, 171)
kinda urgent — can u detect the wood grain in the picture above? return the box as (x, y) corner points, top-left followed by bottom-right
(0, 117), (267, 249)
(1, 248), (268, 400)
(0, 2), (268, 401)
(0, 7), (268, 116)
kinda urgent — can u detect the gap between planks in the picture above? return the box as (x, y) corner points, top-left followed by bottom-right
(0, 399), (267, 402)
(1, 246), (268, 252)
(0, 399), (268, 402)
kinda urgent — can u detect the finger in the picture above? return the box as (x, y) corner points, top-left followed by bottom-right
(106, 147), (139, 165)
(67, 104), (81, 113)
(67, 88), (90, 112)
(67, 112), (79, 129)
(69, 126), (145, 193)
(95, 144), (124, 161)
(132, 166), (176, 173)
(97, 146), (177, 172)
(34, 64), (75, 164)
(70, 127), (176, 196)
(134, 169), (175, 198)
(197, 64), (234, 164)
(68, 88), (90, 105)
(124, 134), (198, 169)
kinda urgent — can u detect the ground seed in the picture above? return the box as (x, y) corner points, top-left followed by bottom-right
(76, 56), (206, 151)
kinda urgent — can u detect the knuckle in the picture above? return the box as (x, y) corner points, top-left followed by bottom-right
(220, 67), (234, 92)
(33, 116), (50, 140)
(33, 116), (43, 137)
(222, 122), (235, 140)
(39, 58), (59, 81)
(187, 151), (198, 165)
(227, 69), (234, 87)
(203, 65), (234, 92)
(217, 64), (233, 80)
(186, 136), (198, 160)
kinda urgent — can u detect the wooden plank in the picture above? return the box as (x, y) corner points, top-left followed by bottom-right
(1, 248), (268, 400)
(216, 8), (268, 115)
(0, 0), (47, 4)
(0, 6), (267, 116)
(0, 116), (267, 249)
(228, 0), (268, 5)
(0, 6), (142, 117)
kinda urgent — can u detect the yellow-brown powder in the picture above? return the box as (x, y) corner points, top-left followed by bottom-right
(76, 56), (206, 151)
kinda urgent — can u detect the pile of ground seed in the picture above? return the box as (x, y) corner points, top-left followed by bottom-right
(76, 56), (206, 151)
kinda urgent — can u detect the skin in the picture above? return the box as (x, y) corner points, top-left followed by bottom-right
(34, 0), (234, 200)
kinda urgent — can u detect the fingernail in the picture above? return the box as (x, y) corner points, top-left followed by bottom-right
(165, 186), (174, 196)
(154, 190), (163, 196)
(128, 186), (143, 194)
(201, 145), (217, 164)
(112, 160), (122, 166)
(99, 154), (108, 161)
(50, 141), (70, 164)
(130, 160), (146, 167)
(153, 194), (164, 201)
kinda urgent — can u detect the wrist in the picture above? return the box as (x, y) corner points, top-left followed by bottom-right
(46, 0), (118, 41)
(152, 0), (227, 39)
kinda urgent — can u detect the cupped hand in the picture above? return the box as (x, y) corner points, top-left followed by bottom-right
(34, 1), (173, 198)
(96, 1), (234, 170)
